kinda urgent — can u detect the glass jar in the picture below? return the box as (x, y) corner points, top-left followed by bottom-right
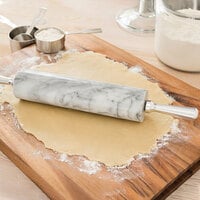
(155, 0), (200, 72)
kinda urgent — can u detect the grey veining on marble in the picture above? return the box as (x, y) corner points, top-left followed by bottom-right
(13, 70), (148, 122)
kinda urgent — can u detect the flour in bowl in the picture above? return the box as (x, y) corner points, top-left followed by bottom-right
(155, 8), (200, 72)
(36, 28), (64, 41)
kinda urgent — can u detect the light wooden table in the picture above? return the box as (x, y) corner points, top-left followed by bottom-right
(0, 0), (199, 199)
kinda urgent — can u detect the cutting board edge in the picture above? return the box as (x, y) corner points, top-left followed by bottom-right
(0, 36), (198, 199)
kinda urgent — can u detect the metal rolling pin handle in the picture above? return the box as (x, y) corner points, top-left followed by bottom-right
(0, 75), (13, 85)
(145, 100), (199, 120)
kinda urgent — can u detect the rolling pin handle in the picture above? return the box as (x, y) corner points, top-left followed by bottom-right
(145, 100), (199, 119)
(0, 75), (13, 85)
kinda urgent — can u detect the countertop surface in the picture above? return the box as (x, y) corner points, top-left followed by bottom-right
(0, 0), (199, 199)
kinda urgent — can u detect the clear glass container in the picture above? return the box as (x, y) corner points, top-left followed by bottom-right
(155, 0), (200, 72)
(116, 0), (155, 33)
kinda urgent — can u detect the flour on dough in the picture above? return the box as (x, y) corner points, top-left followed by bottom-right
(0, 51), (173, 166)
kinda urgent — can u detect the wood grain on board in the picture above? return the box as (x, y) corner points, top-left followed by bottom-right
(0, 35), (199, 200)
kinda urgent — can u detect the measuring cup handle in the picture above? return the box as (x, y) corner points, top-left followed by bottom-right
(0, 15), (17, 28)
(65, 28), (102, 35)
(26, 7), (47, 35)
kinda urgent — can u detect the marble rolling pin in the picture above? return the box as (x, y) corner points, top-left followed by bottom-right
(0, 70), (198, 122)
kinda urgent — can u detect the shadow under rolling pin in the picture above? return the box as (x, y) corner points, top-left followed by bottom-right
(0, 70), (198, 122)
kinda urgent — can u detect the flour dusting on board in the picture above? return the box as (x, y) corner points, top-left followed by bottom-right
(58, 153), (69, 162)
(57, 153), (101, 175)
(33, 150), (42, 156)
(19, 56), (41, 69)
(57, 153), (73, 165)
(0, 56), (41, 75)
(129, 65), (143, 73)
(78, 159), (101, 175)
(32, 150), (102, 175)
(154, 119), (181, 151)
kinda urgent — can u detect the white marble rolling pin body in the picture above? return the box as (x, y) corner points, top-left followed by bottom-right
(13, 70), (148, 122)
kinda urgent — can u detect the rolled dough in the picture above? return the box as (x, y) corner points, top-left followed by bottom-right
(0, 51), (173, 166)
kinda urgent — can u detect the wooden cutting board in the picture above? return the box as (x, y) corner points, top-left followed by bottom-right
(0, 35), (199, 200)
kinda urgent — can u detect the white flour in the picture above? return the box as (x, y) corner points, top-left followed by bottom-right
(58, 153), (69, 162)
(36, 28), (64, 41)
(155, 8), (200, 72)
(128, 65), (143, 73)
(78, 159), (101, 175)
(20, 56), (41, 69)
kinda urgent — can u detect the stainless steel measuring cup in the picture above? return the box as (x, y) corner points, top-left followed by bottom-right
(9, 25), (38, 52)
(34, 27), (102, 54)
(0, 14), (41, 52)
